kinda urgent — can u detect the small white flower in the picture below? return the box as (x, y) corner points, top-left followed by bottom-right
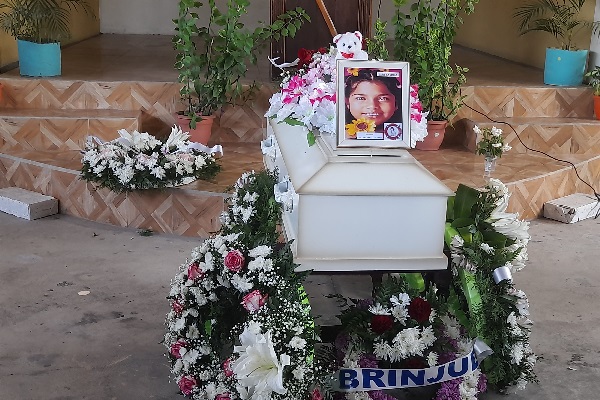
(368, 303), (391, 315)
(248, 245), (272, 258)
(480, 242), (494, 254)
(427, 351), (439, 367)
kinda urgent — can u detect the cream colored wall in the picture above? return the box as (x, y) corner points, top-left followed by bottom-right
(0, 0), (99, 70)
(455, 0), (595, 69)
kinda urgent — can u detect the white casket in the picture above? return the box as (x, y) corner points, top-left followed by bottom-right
(262, 120), (454, 272)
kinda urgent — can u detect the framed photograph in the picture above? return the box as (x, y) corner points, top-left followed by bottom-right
(336, 60), (411, 148)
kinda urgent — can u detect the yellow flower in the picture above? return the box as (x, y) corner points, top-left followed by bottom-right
(345, 118), (376, 137)
(346, 68), (360, 76)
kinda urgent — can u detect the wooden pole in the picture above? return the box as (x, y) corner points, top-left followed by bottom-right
(315, 0), (338, 37)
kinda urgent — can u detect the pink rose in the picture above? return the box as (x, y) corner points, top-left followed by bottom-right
(312, 388), (324, 400)
(224, 250), (245, 272)
(172, 299), (184, 315)
(177, 375), (196, 396)
(241, 290), (268, 313)
(187, 262), (204, 281)
(169, 339), (187, 359)
(216, 393), (231, 400)
(223, 358), (234, 377)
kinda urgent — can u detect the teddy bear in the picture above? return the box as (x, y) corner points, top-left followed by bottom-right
(334, 31), (368, 61)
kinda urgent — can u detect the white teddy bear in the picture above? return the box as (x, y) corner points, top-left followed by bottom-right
(334, 31), (368, 60)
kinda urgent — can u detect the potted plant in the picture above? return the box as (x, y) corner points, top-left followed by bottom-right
(585, 66), (600, 119)
(0, 0), (94, 77)
(392, 0), (478, 150)
(514, 0), (600, 86)
(173, 0), (308, 144)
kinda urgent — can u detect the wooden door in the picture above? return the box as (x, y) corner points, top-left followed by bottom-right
(270, 0), (372, 78)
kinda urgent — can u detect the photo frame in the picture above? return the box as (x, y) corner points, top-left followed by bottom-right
(336, 60), (411, 148)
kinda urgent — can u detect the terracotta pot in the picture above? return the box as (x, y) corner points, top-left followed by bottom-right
(415, 120), (448, 151)
(175, 113), (215, 145)
(594, 95), (600, 121)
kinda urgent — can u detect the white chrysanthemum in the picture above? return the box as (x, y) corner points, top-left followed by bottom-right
(231, 274), (253, 293)
(429, 308), (437, 323)
(511, 342), (525, 364)
(292, 366), (305, 380)
(421, 326), (436, 347)
(441, 315), (462, 340)
(189, 287), (208, 306)
(392, 305), (409, 324)
(473, 125), (482, 134)
(249, 245), (272, 258)
(181, 348), (199, 370)
(243, 192), (259, 203)
(427, 351), (439, 367)
(373, 341), (394, 361)
(247, 257), (266, 272)
(186, 325), (200, 339)
(289, 336), (306, 350)
(368, 303), (391, 315)
(390, 293), (411, 307)
(459, 369), (481, 400)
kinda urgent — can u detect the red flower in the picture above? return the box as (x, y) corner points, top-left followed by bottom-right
(408, 297), (432, 323)
(312, 388), (324, 400)
(172, 299), (184, 315)
(216, 393), (231, 400)
(223, 358), (234, 377)
(187, 262), (204, 281)
(403, 357), (426, 369)
(298, 48), (315, 68)
(177, 375), (196, 396)
(224, 250), (245, 272)
(169, 339), (187, 359)
(317, 47), (328, 54)
(370, 315), (394, 334)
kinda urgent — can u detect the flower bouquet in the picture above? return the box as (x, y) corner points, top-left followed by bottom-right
(474, 126), (511, 159)
(80, 126), (220, 192)
(165, 170), (317, 400)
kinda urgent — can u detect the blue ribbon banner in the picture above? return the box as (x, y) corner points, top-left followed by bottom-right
(332, 339), (492, 392)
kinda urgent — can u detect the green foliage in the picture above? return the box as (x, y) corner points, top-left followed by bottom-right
(514, 0), (600, 50)
(173, 0), (309, 124)
(366, 18), (390, 61)
(392, 0), (478, 121)
(585, 66), (600, 95)
(0, 0), (94, 43)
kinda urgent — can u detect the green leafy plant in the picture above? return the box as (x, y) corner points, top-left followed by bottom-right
(514, 0), (600, 51)
(0, 0), (94, 43)
(366, 18), (389, 61)
(585, 66), (600, 96)
(392, 0), (478, 121)
(173, 0), (309, 128)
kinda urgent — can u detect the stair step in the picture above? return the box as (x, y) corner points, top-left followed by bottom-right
(462, 116), (600, 155)
(0, 187), (58, 220)
(0, 108), (141, 152)
(459, 85), (594, 119)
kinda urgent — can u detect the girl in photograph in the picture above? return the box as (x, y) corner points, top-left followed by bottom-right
(344, 68), (403, 140)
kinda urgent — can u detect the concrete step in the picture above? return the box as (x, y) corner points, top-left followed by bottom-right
(462, 116), (600, 155)
(0, 108), (141, 152)
(459, 85), (594, 119)
(0, 187), (58, 220)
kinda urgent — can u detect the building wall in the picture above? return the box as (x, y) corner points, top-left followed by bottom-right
(0, 0), (100, 70)
(99, 0), (268, 35)
(454, 0), (596, 69)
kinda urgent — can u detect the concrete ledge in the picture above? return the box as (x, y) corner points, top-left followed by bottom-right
(543, 193), (600, 224)
(0, 187), (58, 220)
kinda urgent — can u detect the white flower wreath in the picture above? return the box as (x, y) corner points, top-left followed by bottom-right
(165, 170), (317, 400)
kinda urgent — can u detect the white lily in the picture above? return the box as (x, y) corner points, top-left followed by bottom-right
(232, 327), (290, 399)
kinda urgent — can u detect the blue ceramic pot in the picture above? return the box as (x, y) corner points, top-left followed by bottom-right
(17, 39), (61, 77)
(544, 48), (588, 86)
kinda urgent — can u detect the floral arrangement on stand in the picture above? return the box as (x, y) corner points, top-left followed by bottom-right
(330, 275), (487, 400)
(474, 125), (511, 159)
(446, 178), (536, 392)
(165, 170), (319, 400)
(265, 43), (429, 147)
(81, 126), (220, 192)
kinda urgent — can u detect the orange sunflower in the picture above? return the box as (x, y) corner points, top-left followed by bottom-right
(345, 118), (376, 137)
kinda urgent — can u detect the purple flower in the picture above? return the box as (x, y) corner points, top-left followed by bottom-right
(434, 378), (461, 400)
(357, 298), (374, 310)
(368, 390), (397, 400)
(358, 353), (378, 368)
(477, 372), (488, 394)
